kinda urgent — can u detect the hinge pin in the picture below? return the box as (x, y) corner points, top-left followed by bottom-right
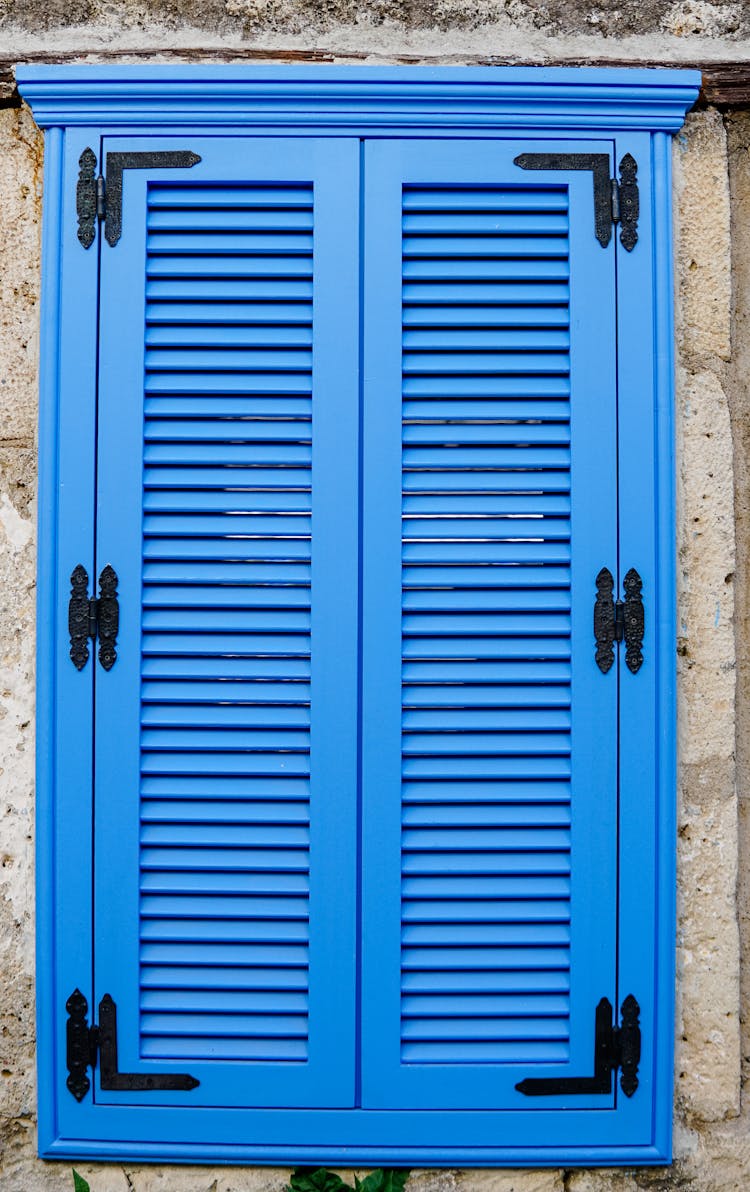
(611, 177), (621, 223)
(88, 597), (99, 641)
(96, 175), (106, 222)
(614, 598), (625, 642)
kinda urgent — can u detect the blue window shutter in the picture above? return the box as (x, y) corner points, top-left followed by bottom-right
(91, 138), (361, 1108)
(23, 67), (700, 1165)
(361, 140), (620, 1112)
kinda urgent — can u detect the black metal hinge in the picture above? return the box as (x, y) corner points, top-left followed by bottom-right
(516, 995), (641, 1098)
(68, 564), (119, 671)
(514, 152), (639, 250)
(66, 989), (200, 1101)
(76, 147), (201, 248)
(594, 566), (644, 674)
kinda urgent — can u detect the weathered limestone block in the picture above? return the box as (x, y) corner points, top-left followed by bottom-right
(674, 110), (731, 369)
(0, 445), (37, 1163)
(676, 763), (739, 1121)
(455, 1172), (564, 1192)
(676, 368), (736, 765)
(672, 107), (740, 1126)
(724, 109), (750, 1097)
(0, 105), (42, 445)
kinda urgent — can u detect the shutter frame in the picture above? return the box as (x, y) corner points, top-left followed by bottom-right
(360, 137), (621, 1112)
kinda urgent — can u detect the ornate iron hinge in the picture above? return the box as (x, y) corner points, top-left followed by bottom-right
(76, 147), (201, 248)
(67, 564), (119, 671)
(66, 989), (200, 1101)
(594, 566), (645, 674)
(514, 152), (639, 250)
(516, 994), (641, 1098)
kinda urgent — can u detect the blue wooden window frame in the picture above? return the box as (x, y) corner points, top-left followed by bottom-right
(19, 65), (699, 1168)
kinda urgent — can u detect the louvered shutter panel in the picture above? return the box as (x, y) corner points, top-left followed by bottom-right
(93, 138), (361, 1108)
(361, 140), (619, 1109)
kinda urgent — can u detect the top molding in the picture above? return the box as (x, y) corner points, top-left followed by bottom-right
(16, 65), (700, 132)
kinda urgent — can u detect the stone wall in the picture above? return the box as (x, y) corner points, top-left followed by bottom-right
(1, 7), (749, 1185)
(1, 0), (750, 62)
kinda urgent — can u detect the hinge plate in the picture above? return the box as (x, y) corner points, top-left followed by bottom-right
(594, 567), (617, 673)
(67, 565), (120, 670)
(594, 567), (644, 673)
(65, 989), (200, 1099)
(514, 151), (638, 250)
(96, 564), (119, 671)
(76, 148), (97, 249)
(68, 564), (92, 670)
(618, 153), (639, 251)
(514, 152), (613, 247)
(76, 147), (201, 247)
(104, 150), (201, 246)
(65, 988), (96, 1101)
(515, 995), (641, 1097)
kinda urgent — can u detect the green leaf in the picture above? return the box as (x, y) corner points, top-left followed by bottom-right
(355, 1170), (410, 1192)
(286, 1166), (408, 1192)
(72, 1171), (91, 1192)
(357, 1172), (383, 1192)
(286, 1168), (353, 1192)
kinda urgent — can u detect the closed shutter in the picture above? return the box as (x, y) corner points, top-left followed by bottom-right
(361, 139), (620, 1110)
(26, 64), (698, 1161)
(93, 138), (361, 1108)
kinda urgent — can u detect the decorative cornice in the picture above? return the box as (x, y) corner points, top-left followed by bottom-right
(16, 65), (700, 131)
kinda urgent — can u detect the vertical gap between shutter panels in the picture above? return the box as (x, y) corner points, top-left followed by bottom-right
(92, 132), (105, 1050)
(613, 146), (622, 1092)
(138, 180), (314, 1061)
(356, 139), (365, 1109)
(399, 183), (573, 1063)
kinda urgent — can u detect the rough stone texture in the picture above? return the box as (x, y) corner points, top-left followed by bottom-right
(725, 109), (750, 1107)
(671, 109), (740, 1128)
(0, 101), (40, 1191)
(0, 106), (41, 445)
(0, 33), (749, 1192)
(1, 0), (747, 41)
(1, 0), (750, 63)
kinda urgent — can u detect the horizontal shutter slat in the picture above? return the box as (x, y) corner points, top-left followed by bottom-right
(401, 188), (567, 211)
(141, 988), (309, 1010)
(148, 207), (314, 229)
(141, 1038), (308, 1060)
(141, 704), (310, 726)
(402, 992), (570, 1015)
(141, 894), (310, 917)
(140, 775), (310, 799)
(147, 231), (314, 254)
(148, 301), (313, 325)
(401, 780), (571, 802)
(402, 899), (570, 922)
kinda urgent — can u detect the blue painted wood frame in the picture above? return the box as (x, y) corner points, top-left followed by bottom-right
(35, 122), (102, 1156)
(22, 65), (699, 1167)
